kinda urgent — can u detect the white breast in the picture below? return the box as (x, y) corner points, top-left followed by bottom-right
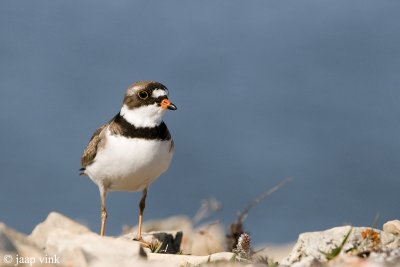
(86, 130), (173, 192)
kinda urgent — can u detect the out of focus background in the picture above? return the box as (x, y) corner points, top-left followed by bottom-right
(1, 1), (399, 245)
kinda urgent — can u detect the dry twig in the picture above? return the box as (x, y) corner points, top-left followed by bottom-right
(227, 177), (293, 251)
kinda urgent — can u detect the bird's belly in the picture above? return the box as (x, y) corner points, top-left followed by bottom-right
(86, 135), (173, 192)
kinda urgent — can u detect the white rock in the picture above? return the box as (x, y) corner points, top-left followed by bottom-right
(197, 263), (263, 267)
(282, 226), (400, 265)
(383, 220), (400, 236)
(282, 226), (352, 264)
(369, 248), (400, 266)
(26, 212), (152, 267)
(0, 223), (45, 256)
(284, 252), (400, 267)
(148, 251), (235, 266)
(29, 212), (91, 249)
(0, 224), (18, 254)
(328, 254), (380, 267)
(45, 229), (147, 267)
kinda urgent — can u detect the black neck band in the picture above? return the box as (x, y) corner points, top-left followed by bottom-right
(113, 113), (171, 140)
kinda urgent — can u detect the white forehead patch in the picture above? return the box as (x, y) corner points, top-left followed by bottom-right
(152, 89), (168, 98)
(127, 84), (146, 96)
(126, 88), (138, 96)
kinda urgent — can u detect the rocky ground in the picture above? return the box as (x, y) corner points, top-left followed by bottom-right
(0, 212), (399, 267)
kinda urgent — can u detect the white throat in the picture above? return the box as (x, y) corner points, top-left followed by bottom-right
(120, 104), (166, 128)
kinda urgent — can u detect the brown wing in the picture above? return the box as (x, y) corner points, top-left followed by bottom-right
(80, 124), (107, 173)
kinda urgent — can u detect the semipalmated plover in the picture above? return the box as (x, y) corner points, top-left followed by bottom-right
(80, 81), (177, 240)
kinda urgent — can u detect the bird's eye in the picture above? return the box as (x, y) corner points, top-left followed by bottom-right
(137, 90), (149, 100)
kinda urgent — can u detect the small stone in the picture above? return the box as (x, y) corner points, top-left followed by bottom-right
(122, 215), (227, 256)
(123, 215), (193, 254)
(383, 220), (400, 236)
(120, 231), (183, 254)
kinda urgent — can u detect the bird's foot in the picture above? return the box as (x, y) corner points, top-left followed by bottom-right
(133, 237), (150, 248)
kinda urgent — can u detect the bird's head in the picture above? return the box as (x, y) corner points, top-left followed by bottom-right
(120, 81), (177, 127)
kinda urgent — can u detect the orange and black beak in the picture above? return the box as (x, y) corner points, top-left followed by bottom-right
(161, 98), (177, 110)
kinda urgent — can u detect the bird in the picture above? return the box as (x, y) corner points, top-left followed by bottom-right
(80, 81), (177, 241)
